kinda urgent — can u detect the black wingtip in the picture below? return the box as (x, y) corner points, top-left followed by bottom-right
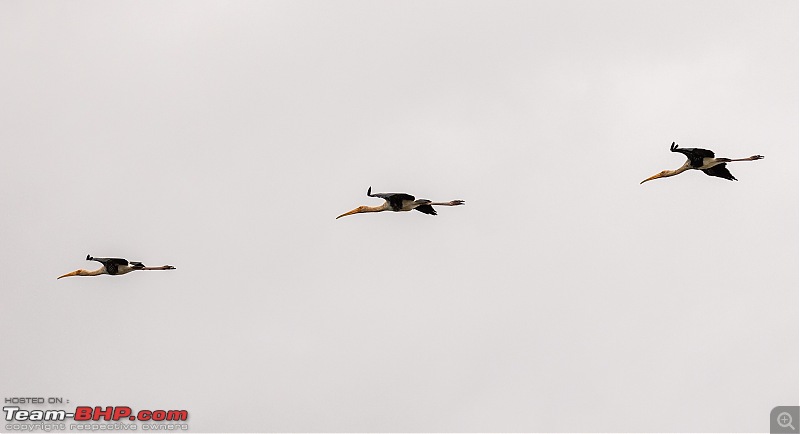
(367, 186), (372, 196)
(670, 142), (678, 151)
(86, 254), (92, 261)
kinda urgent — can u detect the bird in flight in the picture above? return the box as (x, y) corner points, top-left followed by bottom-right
(641, 142), (764, 184)
(336, 187), (465, 219)
(57, 255), (176, 279)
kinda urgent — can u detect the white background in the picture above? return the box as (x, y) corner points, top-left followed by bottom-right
(1, 1), (797, 432)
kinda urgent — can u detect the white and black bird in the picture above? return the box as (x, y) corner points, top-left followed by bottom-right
(336, 187), (465, 219)
(57, 255), (176, 279)
(641, 142), (764, 184)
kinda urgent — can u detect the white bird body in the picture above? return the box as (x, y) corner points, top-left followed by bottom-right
(398, 199), (421, 212)
(698, 158), (723, 170)
(114, 265), (136, 275)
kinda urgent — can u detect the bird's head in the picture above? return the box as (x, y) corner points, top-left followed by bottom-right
(640, 171), (670, 184)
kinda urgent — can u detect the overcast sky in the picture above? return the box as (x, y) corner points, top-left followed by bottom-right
(0, 1), (797, 432)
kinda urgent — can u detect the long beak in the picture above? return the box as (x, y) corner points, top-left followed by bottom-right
(640, 173), (665, 184)
(336, 207), (362, 219)
(57, 270), (80, 279)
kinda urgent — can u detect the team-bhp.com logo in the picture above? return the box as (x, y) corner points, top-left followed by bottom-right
(4, 406), (189, 431)
(5, 406), (187, 421)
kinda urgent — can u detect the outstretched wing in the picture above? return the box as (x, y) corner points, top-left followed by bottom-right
(87, 256), (129, 266)
(367, 186), (415, 201)
(367, 187), (415, 211)
(670, 142), (714, 168)
(414, 204), (437, 215)
(702, 163), (737, 181)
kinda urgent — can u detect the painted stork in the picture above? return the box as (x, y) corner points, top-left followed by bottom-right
(336, 187), (465, 219)
(57, 255), (176, 279)
(641, 142), (764, 184)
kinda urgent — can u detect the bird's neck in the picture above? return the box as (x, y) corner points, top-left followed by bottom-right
(359, 204), (388, 213)
(336, 202), (389, 219)
(82, 268), (107, 276)
(668, 162), (693, 176)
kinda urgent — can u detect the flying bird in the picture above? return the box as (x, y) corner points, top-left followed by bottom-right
(57, 255), (176, 279)
(336, 187), (465, 219)
(641, 142), (763, 184)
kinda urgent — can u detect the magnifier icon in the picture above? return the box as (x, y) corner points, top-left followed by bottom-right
(778, 412), (796, 430)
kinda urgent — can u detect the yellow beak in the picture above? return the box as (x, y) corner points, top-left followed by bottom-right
(57, 270), (80, 279)
(640, 173), (665, 184)
(336, 208), (361, 219)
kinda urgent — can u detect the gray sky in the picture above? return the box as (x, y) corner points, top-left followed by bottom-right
(0, 1), (797, 432)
